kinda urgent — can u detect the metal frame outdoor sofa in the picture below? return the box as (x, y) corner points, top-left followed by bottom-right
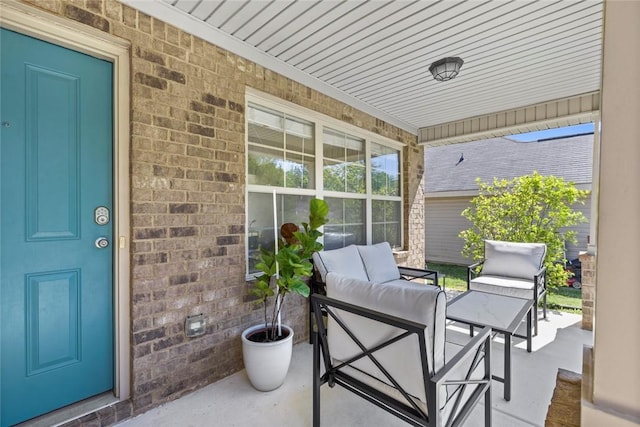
(310, 243), (492, 427)
(308, 243), (440, 341)
(466, 240), (548, 336)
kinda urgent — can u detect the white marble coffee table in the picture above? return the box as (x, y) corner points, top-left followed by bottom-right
(446, 290), (533, 401)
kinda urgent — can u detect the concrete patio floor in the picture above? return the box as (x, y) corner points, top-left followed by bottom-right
(118, 309), (591, 427)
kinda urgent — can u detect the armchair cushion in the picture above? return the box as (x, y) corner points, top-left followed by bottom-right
(470, 275), (537, 300)
(356, 242), (401, 284)
(312, 244), (368, 283)
(326, 272), (446, 404)
(481, 240), (546, 280)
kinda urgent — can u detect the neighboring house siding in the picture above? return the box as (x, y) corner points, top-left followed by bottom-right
(426, 195), (592, 265)
(425, 197), (473, 265)
(564, 195), (592, 260)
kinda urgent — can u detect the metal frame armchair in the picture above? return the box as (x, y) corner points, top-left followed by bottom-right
(311, 274), (492, 427)
(466, 240), (547, 336)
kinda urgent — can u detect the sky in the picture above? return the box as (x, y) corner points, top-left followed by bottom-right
(508, 123), (594, 142)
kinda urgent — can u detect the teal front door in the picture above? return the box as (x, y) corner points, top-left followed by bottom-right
(1, 29), (114, 426)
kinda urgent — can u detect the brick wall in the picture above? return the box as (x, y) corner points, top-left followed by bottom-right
(578, 252), (595, 331)
(19, 0), (421, 422)
(405, 142), (426, 268)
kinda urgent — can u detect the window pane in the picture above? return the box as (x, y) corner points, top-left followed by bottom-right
(324, 197), (365, 250)
(371, 142), (400, 196)
(286, 117), (314, 152)
(247, 146), (284, 186)
(285, 152), (314, 189)
(248, 104), (284, 130)
(346, 135), (365, 162)
(346, 163), (366, 193)
(323, 160), (345, 192)
(248, 104), (284, 151)
(371, 200), (401, 248)
(323, 129), (365, 194)
(344, 198), (365, 223)
(287, 132), (315, 155)
(323, 128), (345, 149)
(247, 192), (312, 274)
(285, 117), (315, 189)
(248, 121), (283, 150)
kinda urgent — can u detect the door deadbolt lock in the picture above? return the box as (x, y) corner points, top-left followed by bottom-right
(95, 237), (109, 249)
(95, 206), (110, 225)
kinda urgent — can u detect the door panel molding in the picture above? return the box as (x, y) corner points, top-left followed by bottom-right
(25, 65), (81, 241)
(26, 269), (81, 375)
(0, 0), (131, 402)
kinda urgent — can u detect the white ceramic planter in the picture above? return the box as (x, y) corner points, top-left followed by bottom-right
(241, 324), (294, 391)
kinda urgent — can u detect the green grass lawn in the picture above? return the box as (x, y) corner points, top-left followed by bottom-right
(427, 262), (468, 291)
(427, 262), (582, 312)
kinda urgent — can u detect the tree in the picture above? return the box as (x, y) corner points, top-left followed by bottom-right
(459, 172), (589, 288)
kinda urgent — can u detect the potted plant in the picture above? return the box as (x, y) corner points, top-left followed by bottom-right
(242, 198), (329, 391)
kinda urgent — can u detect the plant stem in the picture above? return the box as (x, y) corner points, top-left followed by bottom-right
(269, 290), (280, 341)
(263, 296), (268, 333)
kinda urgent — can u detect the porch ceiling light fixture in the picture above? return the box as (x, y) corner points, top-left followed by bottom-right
(429, 57), (464, 82)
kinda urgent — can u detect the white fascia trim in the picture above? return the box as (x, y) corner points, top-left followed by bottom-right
(121, 0), (417, 135)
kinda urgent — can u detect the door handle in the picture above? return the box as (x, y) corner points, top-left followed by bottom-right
(95, 237), (109, 249)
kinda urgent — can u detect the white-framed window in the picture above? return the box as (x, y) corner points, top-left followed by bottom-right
(246, 91), (404, 277)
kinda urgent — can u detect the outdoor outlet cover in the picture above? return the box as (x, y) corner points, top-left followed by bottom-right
(185, 313), (206, 337)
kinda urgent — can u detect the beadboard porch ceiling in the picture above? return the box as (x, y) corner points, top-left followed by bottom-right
(123, 0), (603, 135)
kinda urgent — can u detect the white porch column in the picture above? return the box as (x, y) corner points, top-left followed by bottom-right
(582, 1), (640, 425)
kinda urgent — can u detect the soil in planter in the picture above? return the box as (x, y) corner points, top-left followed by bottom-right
(247, 328), (291, 343)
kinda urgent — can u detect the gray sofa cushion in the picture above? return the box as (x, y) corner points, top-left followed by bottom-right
(326, 272), (446, 405)
(481, 240), (546, 280)
(312, 244), (368, 283)
(357, 242), (401, 284)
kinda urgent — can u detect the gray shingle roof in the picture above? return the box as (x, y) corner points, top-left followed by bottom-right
(425, 134), (593, 193)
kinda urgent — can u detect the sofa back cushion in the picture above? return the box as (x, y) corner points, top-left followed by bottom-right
(312, 245), (368, 283)
(326, 272), (446, 404)
(481, 240), (547, 280)
(357, 242), (401, 284)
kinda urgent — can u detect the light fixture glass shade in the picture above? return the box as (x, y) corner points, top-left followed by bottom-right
(429, 57), (464, 82)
